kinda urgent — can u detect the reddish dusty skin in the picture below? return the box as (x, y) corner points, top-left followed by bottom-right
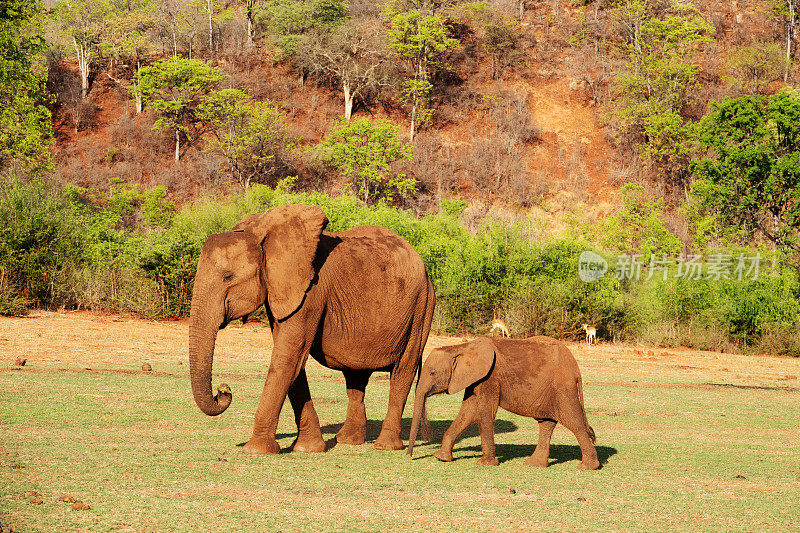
(408, 336), (599, 470)
(189, 205), (435, 454)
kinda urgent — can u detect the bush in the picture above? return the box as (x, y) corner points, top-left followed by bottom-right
(0, 175), (86, 311)
(8, 177), (800, 355)
(0, 272), (29, 316)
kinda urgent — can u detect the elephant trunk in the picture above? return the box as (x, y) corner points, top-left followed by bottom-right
(407, 380), (431, 457)
(188, 293), (232, 416)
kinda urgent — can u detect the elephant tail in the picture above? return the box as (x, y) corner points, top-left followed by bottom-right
(577, 376), (596, 444)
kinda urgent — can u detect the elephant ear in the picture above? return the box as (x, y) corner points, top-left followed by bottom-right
(448, 337), (496, 394)
(233, 204), (328, 321)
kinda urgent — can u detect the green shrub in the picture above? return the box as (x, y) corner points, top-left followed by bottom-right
(136, 229), (202, 317)
(0, 270), (29, 316)
(7, 177), (800, 355)
(0, 175), (86, 311)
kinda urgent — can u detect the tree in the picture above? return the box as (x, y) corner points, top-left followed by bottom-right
(612, 1), (713, 114)
(611, 0), (657, 56)
(298, 19), (394, 119)
(483, 14), (520, 80)
(100, 0), (156, 112)
(0, 0), (52, 174)
(134, 58), (227, 162)
(384, 5), (459, 140)
(568, 4), (616, 105)
(691, 91), (800, 253)
(52, 0), (110, 98)
(152, 0), (204, 59)
(609, 0), (713, 189)
(242, 0), (262, 47)
(724, 41), (786, 95)
(191, 0), (229, 55)
(768, 0), (800, 82)
(599, 182), (681, 258)
(198, 88), (294, 189)
(262, 0), (347, 60)
(321, 118), (416, 204)
(202, 0), (214, 53)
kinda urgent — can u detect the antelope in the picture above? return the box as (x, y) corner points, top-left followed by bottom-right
(490, 308), (510, 337)
(581, 324), (597, 345)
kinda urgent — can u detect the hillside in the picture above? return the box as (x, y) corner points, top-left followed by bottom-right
(49, 0), (787, 233)
(6, 0), (800, 355)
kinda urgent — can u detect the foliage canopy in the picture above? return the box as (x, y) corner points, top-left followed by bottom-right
(692, 90), (800, 253)
(321, 117), (415, 204)
(0, 0), (52, 174)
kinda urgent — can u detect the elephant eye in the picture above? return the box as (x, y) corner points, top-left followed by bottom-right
(222, 271), (234, 282)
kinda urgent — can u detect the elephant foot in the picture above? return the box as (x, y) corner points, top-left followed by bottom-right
(524, 455), (549, 468)
(476, 456), (499, 466)
(242, 436), (280, 455)
(373, 431), (403, 451)
(292, 436), (326, 453)
(336, 424), (367, 446)
(578, 458), (600, 470)
(433, 449), (453, 462)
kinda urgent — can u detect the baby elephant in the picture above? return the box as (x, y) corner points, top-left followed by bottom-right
(407, 336), (599, 469)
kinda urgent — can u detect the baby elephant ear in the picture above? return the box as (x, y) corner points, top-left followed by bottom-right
(448, 337), (496, 395)
(233, 204), (328, 321)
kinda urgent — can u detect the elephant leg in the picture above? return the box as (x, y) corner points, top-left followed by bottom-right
(560, 404), (600, 470)
(475, 399), (499, 466)
(243, 339), (309, 455)
(336, 370), (371, 445)
(525, 419), (556, 467)
(375, 349), (420, 451)
(374, 366), (413, 450)
(288, 369), (325, 453)
(434, 393), (479, 462)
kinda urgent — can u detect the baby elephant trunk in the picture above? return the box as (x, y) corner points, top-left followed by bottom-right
(407, 383), (431, 457)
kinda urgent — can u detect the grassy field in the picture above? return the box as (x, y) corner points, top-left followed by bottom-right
(1, 312), (800, 532)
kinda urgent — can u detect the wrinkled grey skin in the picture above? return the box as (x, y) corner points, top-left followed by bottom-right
(189, 204), (435, 454)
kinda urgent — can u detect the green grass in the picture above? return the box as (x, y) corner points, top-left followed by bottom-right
(2, 356), (800, 532)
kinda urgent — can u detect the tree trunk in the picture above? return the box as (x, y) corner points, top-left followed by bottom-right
(174, 129), (180, 162)
(73, 37), (91, 99)
(409, 101), (416, 141)
(409, 70), (420, 141)
(787, 21), (792, 82)
(247, 9), (255, 48)
(207, 0), (214, 54)
(172, 16), (178, 59)
(343, 81), (354, 119)
(134, 60), (143, 114)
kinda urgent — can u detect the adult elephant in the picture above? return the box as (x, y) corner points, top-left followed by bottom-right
(188, 204), (435, 454)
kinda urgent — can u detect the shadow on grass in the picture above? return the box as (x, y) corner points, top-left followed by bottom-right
(318, 418), (518, 442)
(412, 442), (617, 468)
(238, 419), (615, 466)
(255, 418), (519, 452)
